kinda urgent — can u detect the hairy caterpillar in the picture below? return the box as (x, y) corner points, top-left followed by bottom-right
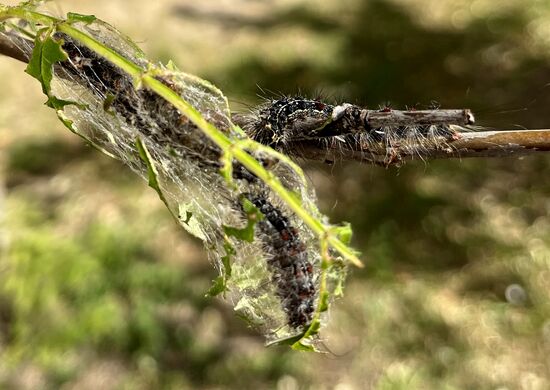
(247, 194), (316, 328)
(240, 97), (475, 165)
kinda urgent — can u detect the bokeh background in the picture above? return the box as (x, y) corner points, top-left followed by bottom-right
(1, 0), (550, 388)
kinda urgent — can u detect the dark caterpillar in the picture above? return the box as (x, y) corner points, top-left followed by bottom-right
(246, 194), (316, 328)
(243, 97), (475, 163)
(248, 97), (334, 147)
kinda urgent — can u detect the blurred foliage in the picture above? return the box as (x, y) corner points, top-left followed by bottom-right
(1, 154), (301, 389)
(1, 0), (550, 388)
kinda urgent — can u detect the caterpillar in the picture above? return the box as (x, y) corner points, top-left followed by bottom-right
(247, 194), (316, 328)
(241, 97), (475, 165)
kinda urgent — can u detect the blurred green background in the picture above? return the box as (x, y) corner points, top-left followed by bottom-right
(1, 0), (550, 388)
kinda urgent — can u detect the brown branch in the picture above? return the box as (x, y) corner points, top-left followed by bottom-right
(449, 129), (550, 156)
(2, 31), (550, 166)
(359, 109), (474, 127)
(0, 31), (30, 63)
(290, 129), (550, 165)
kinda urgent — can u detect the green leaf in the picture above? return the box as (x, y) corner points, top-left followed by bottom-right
(206, 239), (235, 297)
(25, 28), (82, 109)
(266, 332), (306, 347)
(66, 12), (97, 24)
(206, 276), (226, 297)
(25, 29), (46, 83)
(241, 198), (258, 215)
(334, 222), (353, 245)
(180, 210), (193, 225)
(291, 341), (316, 352)
(102, 93), (116, 114)
(26, 28), (67, 95)
(223, 225), (251, 242)
(223, 198), (263, 243)
(46, 95), (83, 110)
(221, 240), (235, 279)
(135, 137), (162, 194)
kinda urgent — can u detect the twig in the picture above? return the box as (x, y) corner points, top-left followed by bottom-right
(0, 30), (29, 62)
(2, 32), (550, 165)
(289, 129), (550, 165)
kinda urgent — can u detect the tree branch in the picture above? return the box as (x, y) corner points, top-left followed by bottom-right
(2, 31), (550, 166)
(289, 129), (550, 165)
(0, 30), (30, 63)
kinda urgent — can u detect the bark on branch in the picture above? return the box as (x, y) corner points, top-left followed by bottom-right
(1, 31), (550, 166)
(0, 30), (30, 63)
(290, 129), (550, 165)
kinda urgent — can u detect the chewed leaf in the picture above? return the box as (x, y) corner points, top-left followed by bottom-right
(207, 240), (235, 297)
(177, 203), (207, 241)
(26, 29), (67, 94)
(135, 138), (162, 194)
(292, 334), (318, 352)
(266, 332), (306, 347)
(46, 95), (84, 110)
(330, 259), (347, 297)
(180, 210), (193, 225)
(25, 28), (82, 109)
(206, 276), (226, 297)
(334, 222), (353, 245)
(223, 198), (263, 243)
